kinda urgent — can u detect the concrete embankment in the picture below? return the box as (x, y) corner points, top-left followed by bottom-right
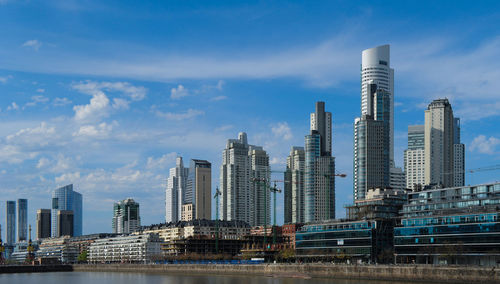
(0, 265), (73, 274)
(73, 263), (500, 283)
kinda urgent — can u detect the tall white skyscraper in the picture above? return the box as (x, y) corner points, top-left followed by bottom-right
(220, 132), (270, 226)
(424, 99), (455, 188)
(361, 44), (394, 166)
(165, 157), (188, 223)
(305, 102), (335, 222)
(404, 125), (426, 190)
(284, 146), (305, 224)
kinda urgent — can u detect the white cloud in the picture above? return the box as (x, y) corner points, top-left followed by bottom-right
(211, 95), (227, 101)
(215, 125), (233, 132)
(7, 102), (19, 111)
(146, 153), (177, 170)
(156, 109), (204, 120)
(170, 84), (189, 99)
(36, 157), (50, 169)
(22, 39), (42, 51)
(25, 95), (49, 108)
(73, 92), (109, 122)
(6, 122), (56, 147)
(55, 171), (81, 184)
(271, 122), (293, 140)
(53, 97), (72, 106)
(0, 145), (38, 164)
(112, 98), (130, 110)
(73, 122), (115, 138)
(0, 75), (13, 84)
(73, 81), (147, 101)
(36, 88), (45, 93)
(469, 135), (500, 154)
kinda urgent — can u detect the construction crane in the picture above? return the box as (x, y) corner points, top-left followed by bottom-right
(26, 225), (34, 263)
(213, 187), (221, 254)
(252, 177), (271, 249)
(269, 181), (282, 245)
(469, 164), (500, 184)
(0, 224), (4, 264)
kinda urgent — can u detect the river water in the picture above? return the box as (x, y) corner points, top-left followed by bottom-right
(0, 272), (422, 284)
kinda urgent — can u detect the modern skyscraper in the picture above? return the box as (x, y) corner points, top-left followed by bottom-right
(6, 201), (16, 245)
(284, 146), (305, 224)
(186, 159), (212, 220)
(220, 132), (270, 226)
(353, 85), (391, 200)
(17, 199), (27, 242)
(57, 210), (74, 237)
(404, 125), (426, 190)
(453, 118), (465, 187)
(389, 167), (406, 190)
(165, 157), (189, 223)
(51, 184), (83, 237)
(305, 102), (336, 223)
(361, 44), (394, 166)
(36, 209), (51, 240)
(424, 99), (455, 188)
(112, 198), (141, 234)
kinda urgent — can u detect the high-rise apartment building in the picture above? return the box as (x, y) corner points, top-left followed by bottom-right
(36, 209), (51, 239)
(165, 157), (189, 223)
(361, 44), (394, 166)
(112, 198), (141, 234)
(51, 184), (83, 237)
(284, 146), (305, 224)
(220, 132), (270, 226)
(17, 199), (27, 242)
(186, 159), (212, 220)
(453, 118), (465, 187)
(6, 201), (16, 245)
(404, 125), (426, 190)
(57, 210), (74, 237)
(424, 99), (455, 188)
(353, 85), (391, 200)
(305, 102), (335, 223)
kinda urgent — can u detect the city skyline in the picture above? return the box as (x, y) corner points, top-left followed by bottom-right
(1, 1), (500, 235)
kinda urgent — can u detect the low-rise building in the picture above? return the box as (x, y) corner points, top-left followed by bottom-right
(36, 236), (79, 263)
(88, 233), (163, 263)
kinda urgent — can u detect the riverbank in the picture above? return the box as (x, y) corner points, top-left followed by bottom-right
(0, 265), (73, 274)
(73, 263), (500, 283)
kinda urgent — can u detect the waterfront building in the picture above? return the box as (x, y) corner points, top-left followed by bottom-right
(88, 233), (163, 263)
(165, 157), (189, 223)
(353, 85), (391, 200)
(57, 210), (74, 237)
(296, 219), (395, 263)
(51, 184), (82, 237)
(220, 132), (270, 226)
(394, 182), (500, 265)
(10, 240), (39, 263)
(6, 201), (16, 245)
(424, 99), (455, 188)
(305, 102), (335, 222)
(181, 204), (193, 221)
(404, 125), (425, 190)
(284, 147), (305, 224)
(36, 209), (51, 240)
(345, 187), (407, 220)
(112, 198), (141, 234)
(36, 236), (79, 263)
(17, 199), (27, 242)
(281, 223), (304, 249)
(186, 159), (212, 220)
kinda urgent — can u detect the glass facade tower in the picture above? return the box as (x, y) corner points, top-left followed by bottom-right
(17, 199), (27, 242)
(51, 184), (83, 237)
(6, 201), (16, 245)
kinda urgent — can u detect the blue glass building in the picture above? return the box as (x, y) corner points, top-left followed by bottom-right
(17, 199), (28, 242)
(52, 184), (83, 237)
(395, 182), (500, 265)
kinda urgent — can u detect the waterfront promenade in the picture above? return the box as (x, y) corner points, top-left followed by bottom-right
(72, 263), (500, 283)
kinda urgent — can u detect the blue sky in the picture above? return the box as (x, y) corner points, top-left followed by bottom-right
(1, 1), (500, 235)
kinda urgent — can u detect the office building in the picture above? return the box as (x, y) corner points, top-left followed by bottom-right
(361, 44), (394, 166)
(51, 184), (83, 237)
(57, 210), (74, 237)
(453, 118), (465, 187)
(389, 167), (406, 191)
(424, 99), (455, 188)
(6, 201), (16, 245)
(112, 198), (141, 234)
(404, 125), (425, 190)
(186, 159), (212, 220)
(36, 209), (51, 239)
(284, 146), (305, 224)
(165, 157), (189, 223)
(395, 182), (500, 265)
(17, 199), (28, 242)
(220, 132), (270, 226)
(353, 85), (391, 200)
(305, 102), (335, 222)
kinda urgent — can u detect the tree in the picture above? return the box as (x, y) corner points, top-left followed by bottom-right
(77, 250), (88, 263)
